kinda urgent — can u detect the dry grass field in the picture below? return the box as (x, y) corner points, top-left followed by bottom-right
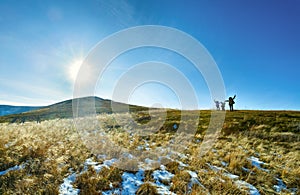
(0, 110), (299, 194)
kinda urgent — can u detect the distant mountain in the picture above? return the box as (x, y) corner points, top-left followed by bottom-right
(0, 105), (42, 116)
(0, 96), (149, 123)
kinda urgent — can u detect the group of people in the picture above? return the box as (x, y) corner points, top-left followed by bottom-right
(214, 95), (236, 111)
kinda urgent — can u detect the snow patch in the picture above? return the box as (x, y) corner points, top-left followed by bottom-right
(152, 165), (174, 184)
(60, 158), (117, 195)
(155, 185), (176, 195)
(273, 178), (298, 194)
(0, 164), (25, 176)
(224, 173), (239, 180)
(121, 169), (144, 195)
(242, 166), (251, 172)
(236, 180), (260, 195)
(248, 156), (269, 172)
(221, 161), (229, 167)
(152, 165), (175, 195)
(102, 189), (121, 195)
(206, 163), (226, 172)
(207, 163), (259, 194)
(103, 158), (117, 167)
(177, 160), (188, 168)
(84, 158), (116, 173)
(187, 170), (206, 192)
(59, 173), (79, 195)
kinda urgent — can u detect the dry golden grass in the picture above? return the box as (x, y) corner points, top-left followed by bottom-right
(170, 170), (191, 194)
(136, 182), (158, 195)
(0, 110), (299, 194)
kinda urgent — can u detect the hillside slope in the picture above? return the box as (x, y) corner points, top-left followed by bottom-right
(0, 96), (148, 123)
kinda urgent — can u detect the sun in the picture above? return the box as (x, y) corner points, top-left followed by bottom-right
(68, 58), (84, 83)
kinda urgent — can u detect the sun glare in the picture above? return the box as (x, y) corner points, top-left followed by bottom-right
(68, 58), (83, 83)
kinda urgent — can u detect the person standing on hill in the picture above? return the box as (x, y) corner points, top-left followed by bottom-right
(220, 102), (226, 111)
(225, 95), (236, 111)
(214, 100), (220, 110)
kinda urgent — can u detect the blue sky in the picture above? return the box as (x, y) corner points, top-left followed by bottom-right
(0, 0), (299, 110)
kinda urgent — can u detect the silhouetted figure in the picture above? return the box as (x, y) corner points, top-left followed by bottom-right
(11, 118), (17, 124)
(214, 100), (220, 110)
(36, 115), (41, 123)
(220, 102), (226, 111)
(226, 95), (236, 111)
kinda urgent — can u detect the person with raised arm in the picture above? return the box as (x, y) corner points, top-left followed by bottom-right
(214, 100), (220, 110)
(225, 95), (236, 111)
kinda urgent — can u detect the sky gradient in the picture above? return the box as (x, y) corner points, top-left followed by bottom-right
(0, 0), (299, 110)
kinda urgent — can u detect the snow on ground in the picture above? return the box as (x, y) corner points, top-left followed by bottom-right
(84, 158), (117, 173)
(136, 140), (151, 151)
(236, 180), (260, 195)
(273, 178), (298, 195)
(152, 165), (175, 195)
(242, 166), (251, 172)
(58, 151), (263, 195)
(102, 188), (121, 195)
(0, 163), (26, 176)
(152, 165), (174, 184)
(59, 153), (193, 195)
(274, 178), (287, 193)
(58, 147), (297, 195)
(154, 184), (176, 195)
(221, 161), (229, 167)
(121, 169), (144, 195)
(248, 156), (269, 172)
(207, 162), (240, 180)
(206, 163), (226, 172)
(177, 160), (188, 168)
(102, 164), (175, 195)
(59, 158), (117, 195)
(206, 163), (260, 194)
(187, 170), (207, 193)
(59, 173), (79, 195)
(224, 172), (239, 180)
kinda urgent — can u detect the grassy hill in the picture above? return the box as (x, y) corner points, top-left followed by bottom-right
(0, 96), (149, 123)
